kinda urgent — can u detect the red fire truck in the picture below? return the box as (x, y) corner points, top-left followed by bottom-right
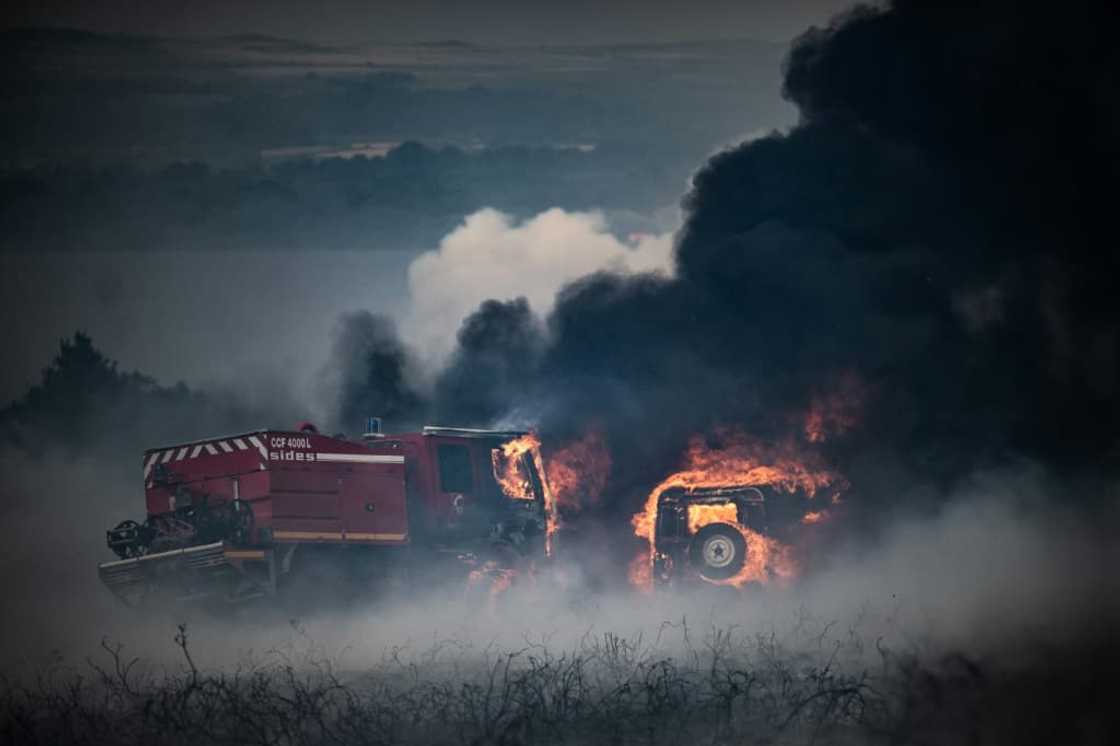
(98, 422), (549, 606)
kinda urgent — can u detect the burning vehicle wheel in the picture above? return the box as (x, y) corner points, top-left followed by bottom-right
(689, 523), (746, 580)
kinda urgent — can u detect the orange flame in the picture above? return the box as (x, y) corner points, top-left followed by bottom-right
(466, 562), (517, 611)
(628, 552), (651, 589)
(491, 433), (558, 555)
(686, 502), (739, 534)
(492, 434), (539, 501)
(801, 510), (827, 525)
(487, 568), (515, 597)
(629, 428), (841, 590)
(545, 428), (611, 514)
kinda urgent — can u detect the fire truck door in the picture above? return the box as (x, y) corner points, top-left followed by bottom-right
(339, 463), (408, 542)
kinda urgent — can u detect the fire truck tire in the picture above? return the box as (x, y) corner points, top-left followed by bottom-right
(689, 523), (746, 580)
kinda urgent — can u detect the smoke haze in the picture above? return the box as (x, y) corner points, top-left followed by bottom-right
(2, 1), (1119, 742)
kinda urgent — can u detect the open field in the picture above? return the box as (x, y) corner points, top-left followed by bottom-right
(3, 603), (1115, 746)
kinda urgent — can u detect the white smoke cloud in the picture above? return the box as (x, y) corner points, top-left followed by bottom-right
(403, 208), (675, 365)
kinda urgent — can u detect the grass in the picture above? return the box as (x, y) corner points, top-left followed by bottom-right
(1, 614), (1113, 746)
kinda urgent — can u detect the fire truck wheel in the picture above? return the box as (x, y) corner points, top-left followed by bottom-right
(689, 523), (746, 580)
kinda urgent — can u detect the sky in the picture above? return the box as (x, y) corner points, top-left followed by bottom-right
(5, 0), (856, 44)
(1, 2), (822, 408)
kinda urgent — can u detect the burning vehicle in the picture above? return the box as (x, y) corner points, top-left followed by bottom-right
(650, 485), (768, 585)
(99, 421), (552, 607)
(630, 430), (840, 590)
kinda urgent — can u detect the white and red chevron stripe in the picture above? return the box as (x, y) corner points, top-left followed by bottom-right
(143, 434), (261, 480)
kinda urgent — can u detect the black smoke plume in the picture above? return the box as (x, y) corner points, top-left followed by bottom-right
(327, 311), (426, 435)
(423, 0), (1119, 525)
(433, 297), (544, 426)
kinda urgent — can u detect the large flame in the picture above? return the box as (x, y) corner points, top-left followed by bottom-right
(491, 434), (539, 501)
(545, 428), (611, 514)
(630, 428), (841, 590)
(491, 433), (559, 555)
(686, 502), (737, 533)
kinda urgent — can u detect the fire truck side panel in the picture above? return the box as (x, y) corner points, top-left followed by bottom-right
(364, 435), (447, 531)
(269, 467), (342, 533)
(338, 464), (408, 541)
